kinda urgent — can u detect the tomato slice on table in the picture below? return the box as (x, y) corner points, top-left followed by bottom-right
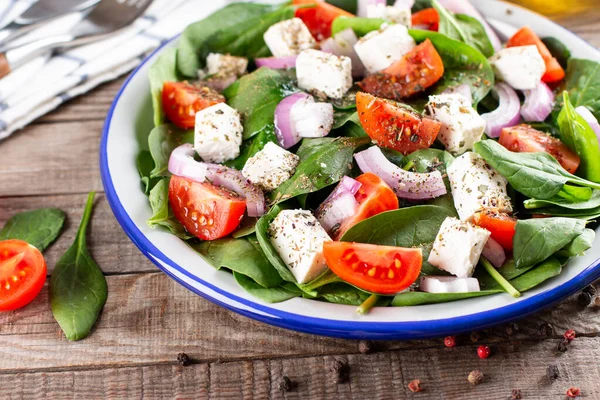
(162, 81), (225, 129)
(293, 0), (354, 40)
(358, 39), (444, 100)
(356, 92), (442, 155)
(323, 242), (422, 295)
(334, 173), (399, 240)
(506, 26), (565, 83)
(499, 124), (580, 174)
(473, 210), (517, 251)
(0, 239), (47, 311)
(169, 175), (246, 240)
(411, 8), (439, 31)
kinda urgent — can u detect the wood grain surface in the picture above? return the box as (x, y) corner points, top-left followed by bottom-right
(1, 5), (599, 400)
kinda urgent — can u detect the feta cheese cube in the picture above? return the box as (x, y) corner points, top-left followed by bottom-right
(242, 142), (300, 191)
(447, 152), (513, 221)
(199, 53), (248, 79)
(296, 49), (353, 99)
(269, 210), (332, 284)
(420, 276), (481, 293)
(428, 217), (491, 278)
(194, 103), (243, 163)
(427, 93), (486, 154)
(367, 4), (411, 27)
(490, 45), (545, 90)
(263, 18), (316, 58)
(354, 24), (416, 73)
(290, 96), (334, 138)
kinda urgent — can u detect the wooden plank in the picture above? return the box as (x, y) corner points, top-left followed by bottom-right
(4, 337), (600, 399)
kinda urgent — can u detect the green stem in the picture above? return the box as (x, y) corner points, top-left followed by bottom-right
(402, 160), (415, 171)
(481, 257), (521, 298)
(357, 294), (380, 315)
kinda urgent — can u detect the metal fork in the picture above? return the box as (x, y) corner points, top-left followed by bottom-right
(0, 0), (153, 79)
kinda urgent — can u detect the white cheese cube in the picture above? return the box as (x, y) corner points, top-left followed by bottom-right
(427, 93), (486, 154)
(420, 276), (481, 293)
(290, 96), (334, 138)
(263, 18), (316, 58)
(354, 24), (416, 73)
(447, 152), (513, 221)
(199, 53), (248, 79)
(490, 45), (545, 90)
(428, 217), (491, 278)
(269, 210), (332, 284)
(241, 142), (300, 191)
(194, 103), (243, 163)
(367, 4), (411, 27)
(296, 49), (353, 99)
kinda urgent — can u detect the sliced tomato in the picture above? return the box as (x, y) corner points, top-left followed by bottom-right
(293, 0), (354, 40)
(473, 210), (517, 251)
(0, 240), (47, 311)
(358, 39), (444, 101)
(323, 242), (422, 294)
(334, 173), (399, 240)
(506, 26), (565, 83)
(356, 92), (442, 155)
(169, 175), (246, 240)
(162, 81), (225, 129)
(499, 124), (580, 174)
(411, 8), (439, 31)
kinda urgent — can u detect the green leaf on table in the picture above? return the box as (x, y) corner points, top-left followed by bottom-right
(148, 124), (194, 178)
(0, 208), (65, 252)
(557, 228), (595, 257)
(49, 193), (107, 341)
(562, 58), (600, 120)
(148, 47), (181, 127)
(542, 37), (571, 69)
(234, 272), (301, 303)
(147, 178), (192, 240)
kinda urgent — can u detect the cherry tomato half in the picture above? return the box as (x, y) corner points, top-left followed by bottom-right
(293, 0), (353, 41)
(162, 81), (225, 129)
(473, 210), (517, 251)
(411, 8), (439, 31)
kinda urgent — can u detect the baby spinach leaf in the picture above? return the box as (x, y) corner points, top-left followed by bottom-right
(232, 218), (258, 239)
(147, 178), (192, 240)
(136, 150), (160, 194)
(0, 208), (65, 252)
(49, 193), (107, 341)
(298, 269), (342, 293)
(557, 91), (600, 182)
(148, 124), (194, 177)
(412, 0), (433, 12)
(192, 235), (283, 288)
(563, 58), (600, 120)
(542, 37), (571, 69)
(341, 205), (454, 275)
(327, 0), (358, 13)
(524, 190), (600, 210)
(557, 228), (595, 257)
(503, 257), (562, 292)
(234, 272), (301, 303)
(148, 48), (181, 127)
(270, 137), (370, 204)
(475, 259), (535, 289)
(332, 111), (367, 138)
(316, 283), (378, 306)
(528, 206), (600, 220)
(392, 290), (500, 306)
(409, 30), (494, 104)
(331, 16), (385, 37)
(473, 139), (600, 200)
(432, 0), (493, 57)
(513, 217), (585, 269)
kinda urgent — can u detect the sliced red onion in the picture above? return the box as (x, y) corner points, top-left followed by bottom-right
(442, 84), (473, 105)
(358, 0), (385, 17)
(338, 176), (362, 195)
(274, 92), (312, 149)
(481, 237), (506, 269)
(393, 0), (414, 9)
(576, 106), (600, 142)
(255, 56), (297, 69)
(481, 82), (521, 138)
(315, 176), (362, 232)
(168, 144), (266, 217)
(520, 81), (553, 122)
(321, 28), (365, 78)
(354, 146), (447, 199)
(437, 0), (501, 51)
(420, 276), (481, 293)
(290, 98), (334, 138)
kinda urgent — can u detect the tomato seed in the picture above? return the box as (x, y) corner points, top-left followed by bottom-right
(394, 259), (402, 268)
(388, 270), (395, 279)
(367, 267), (376, 277)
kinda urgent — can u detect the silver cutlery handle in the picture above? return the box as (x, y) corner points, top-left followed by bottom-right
(0, 34), (75, 78)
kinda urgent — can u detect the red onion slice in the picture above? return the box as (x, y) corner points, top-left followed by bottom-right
(442, 84), (473, 105)
(420, 276), (481, 293)
(274, 92), (312, 149)
(255, 56), (298, 70)
(321, 28), (365, 78)
(520, 81), (554, 122)
(481, 82), (521, 138)
(354, 146), (447, 199)
(437, 0), (501, 51)
(481, 237), (506, 269)
(315, 176), (362, 232)
(339, 176), (362, 195)
(168, 144), (266, 217)
(576, 106), (600, 142)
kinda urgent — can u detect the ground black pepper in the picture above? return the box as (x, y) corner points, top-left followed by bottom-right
(505, 323), (519, 336)
(468, 370), (484, 385)
(546, 364), (559, 381)
(577, 291), (592, 307)
(358, 340), (373, 354)
(331, 360), (349, 384)
(511, 388), (522, 399)
(177, 352), (191, 366)
(279, 376), (293, 392)
(557, 338), (570, 352)
(539, 323), (554, 337)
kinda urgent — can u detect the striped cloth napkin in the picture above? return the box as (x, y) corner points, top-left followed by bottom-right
(0, 0), (229, 140)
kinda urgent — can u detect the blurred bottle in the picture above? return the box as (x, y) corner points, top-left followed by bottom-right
(506, 0), (596, 19)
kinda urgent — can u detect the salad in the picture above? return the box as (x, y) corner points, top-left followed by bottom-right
(138, 0), (600, 313)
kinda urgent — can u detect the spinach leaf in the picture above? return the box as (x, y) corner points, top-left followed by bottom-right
(297, 269), (342, 293)
(473, 139), (600, 200)
(232, 218), (258, 239)
(513, 217), (585, 268)
(331, 16), (385, 37)
(432, 0), (493, 57)
(225, 128), (278, 170)
(136, 150), (160, 194)
(317, 283), (377, 306)
(557, 228), (595, 257)
(557, 91), (600, 182)
(148, 48), (180, 127)
(234, 272), (301, 303)
(502, 257), (562, 292)
(327, 0), (359, 13)
(524, 190), (600, 210)
(192, 235), (283, 288)
(0, 208), (65, 252)
(563, 58), (600, 120)
(341, 206), (453, 275)
(270, 137), (370, 204)
(331, 88), (358, 110)
(475, 259), (534, 288)
(412, 0), (432, 12)
(408, 30), (494, 104)
(147, 178), (192, 239)
(332, 111), (367, 138)
(148, 124), (194, 177)
(224, 68), (298, 140)
(528, 206), (600, 220)
(542, 37), (571, 69)
(49, 193), (107, 341)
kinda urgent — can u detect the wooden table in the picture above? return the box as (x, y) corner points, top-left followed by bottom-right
(1, 5), (600, 399)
